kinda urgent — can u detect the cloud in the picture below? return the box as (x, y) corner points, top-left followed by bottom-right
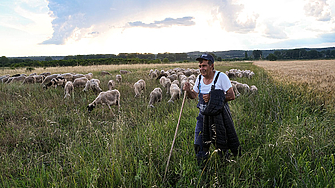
(214, 0), (259, 33)
(128, 17), (195, 28)
(263, 22), (288, 39)
(304, 0), (332, 21)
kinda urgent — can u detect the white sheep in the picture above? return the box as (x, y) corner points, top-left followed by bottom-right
(116, 74), (122, 83)
(22, 76), (36, 84)
(64, 81), (74, 99)
(87, 89), (121, 116)
(134, 79), (146, 97)
(250, 85), (258, 95)
(168, 83), (182, 103)
(73, 77), (88, 88)
(101, 71), (112, 76)
(85, 73), (93, 80)
(120, 70), (131, 74)
(159, 76), (171, 94)
(149, 69), (158, 79)
(148, 88), (162, 108)
(83, 79), (102, 93)
(108, 80), (116, 90)
(6, 74), (26, 84)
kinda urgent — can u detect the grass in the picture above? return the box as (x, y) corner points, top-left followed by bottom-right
(0, 61), (334, 187)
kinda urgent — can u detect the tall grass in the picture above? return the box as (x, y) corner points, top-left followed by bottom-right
(0, 62), (334, 187)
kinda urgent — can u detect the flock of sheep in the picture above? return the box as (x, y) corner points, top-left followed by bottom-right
(0, 67), (257, 115)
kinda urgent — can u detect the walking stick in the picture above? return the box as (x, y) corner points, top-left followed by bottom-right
(163, 91), (187, 182)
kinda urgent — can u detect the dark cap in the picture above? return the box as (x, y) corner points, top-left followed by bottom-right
(196, 54), (214, 64)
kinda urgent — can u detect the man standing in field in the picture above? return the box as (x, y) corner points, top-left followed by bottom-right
(183, 54), (240, 168)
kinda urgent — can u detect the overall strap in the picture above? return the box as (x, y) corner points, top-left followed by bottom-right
(211, 71), (221, 90)
(197, 75), (202, 98)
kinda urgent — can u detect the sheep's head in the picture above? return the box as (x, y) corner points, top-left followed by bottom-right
(87, 104), (95, 112)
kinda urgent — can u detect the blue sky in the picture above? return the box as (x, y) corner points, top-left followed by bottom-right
(1, 0), (334, 57)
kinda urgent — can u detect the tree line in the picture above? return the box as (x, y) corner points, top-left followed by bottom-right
(1, 48), (335, 68)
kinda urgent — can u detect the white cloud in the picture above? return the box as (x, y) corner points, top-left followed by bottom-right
(304, 0), (332, 21)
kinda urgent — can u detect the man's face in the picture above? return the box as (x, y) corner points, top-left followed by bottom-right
(199, 60), (213, 77)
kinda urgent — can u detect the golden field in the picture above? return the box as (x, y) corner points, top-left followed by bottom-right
(253, 60), (335, 93)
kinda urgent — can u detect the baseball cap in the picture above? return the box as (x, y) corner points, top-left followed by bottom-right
(196, 54), (214, 63)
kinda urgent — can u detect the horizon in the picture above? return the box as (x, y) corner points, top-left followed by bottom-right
(1, 0), (335, 57)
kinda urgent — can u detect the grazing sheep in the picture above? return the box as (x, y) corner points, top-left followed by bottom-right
(44, 76), (67, 89)
(108, 80), (116, 90)
(148, 88), (162, 108)
(6, 74), (26, 84)
(72, 74), (85, 80)
(22, 75), (36, 84)
(249, 85), (258, 95)
(101, 71), (112, 76)
(42, 74), (59, 85)
(149, 69), (158, 79)
(231, 81), (241, 98)
(33, 74), (45, 83)
(85, 73), (93, 80)
(159, 76), (171, 94)
(167, 74), (178, 82)
(168, 83), (182, 103)
(64, 81), (74, 99)
(73, 77), (89, 88)
(83, 79), (102, 93)
(39, 72), (51, 77)
(134, 79), (146, 97)
(116, 74), (122, 83)
(60, 73), (74, 82)
(87, 89), (121, 116)
(171, 80), (179, 86)
(120, 70), (131, 74)
(0, 75), (10, 83)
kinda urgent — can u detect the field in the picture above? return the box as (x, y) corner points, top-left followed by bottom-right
(0, 61), (334, 187)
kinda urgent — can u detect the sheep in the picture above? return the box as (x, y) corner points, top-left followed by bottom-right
(41, 74), (59, 85)
(159, 76), (171, 94)
(108, 80), (116, 90)
(101, 71), (112, 76)
(148, 88), (162, 108)
(87, 89), (121, 116)
(149, 69), (158, 79)
(6, 74), (26, 84)
(22, 75), (36, 84)
(33, 74), (45, 83)
(64, 81), (74, 99)
(134, 79), (146, 97)
(60, 73), (74, 82)
(171, 80), (180, 86)
(116, 74), (122, 83)
(230, 81), (241, 98)
(73, 77), (89, 88)
(72, 74), (85, 80)
(168, 83), (182, 103)
(44, 76), (67, 89)
(0, 75), (10, 83)
(167, 74), (178, 82)
(249, 85), (258, 95)
(85, 73), (93, 80)
(39, 72), (51, 77)
(120, 70), (131, 74)
(83, 79), (102, 93)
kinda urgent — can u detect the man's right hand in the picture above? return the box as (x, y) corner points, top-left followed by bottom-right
(183, 82), (191, 91)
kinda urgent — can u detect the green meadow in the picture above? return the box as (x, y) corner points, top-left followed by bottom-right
(1, 61), (334, 187)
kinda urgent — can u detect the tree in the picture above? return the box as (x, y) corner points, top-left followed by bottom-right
(244, 51), (248, 59)
(1, 56), (9, 70)
(162, 58), (169, 63)
(253, 50), (262, 60)
(267, 53), (277, 61)
(45, 57), (53, 61)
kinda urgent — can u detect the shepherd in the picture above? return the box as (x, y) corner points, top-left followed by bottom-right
(183, 54), (241, 168)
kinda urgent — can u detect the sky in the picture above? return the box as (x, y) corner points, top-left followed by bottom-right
(1, 0), (335, 57)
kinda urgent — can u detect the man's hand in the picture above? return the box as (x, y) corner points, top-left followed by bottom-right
(183, 82), (197, 99)
(203, 94), (210, 103)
